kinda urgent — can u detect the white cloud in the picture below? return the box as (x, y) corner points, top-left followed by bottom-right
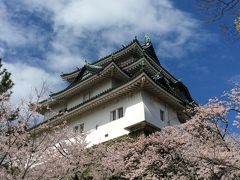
(0, 2), (28, 46)
(5, 62), (64, 102)
(0, 0), (211, 100)
(46, 52), (85, 72)
(51, 0), (200, 42)
(20, 0), (206, 60)
(0, 47), (4, 57)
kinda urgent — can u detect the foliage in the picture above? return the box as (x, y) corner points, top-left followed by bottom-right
(84, 121), (240, 179)
(0, 87), (88, 180)
(0, 58), (14, 95)
(0, 84), (240, 179)
(80, 84), (240, 179)
(198, 0), (240, 38)
(235, 17), (240, 32)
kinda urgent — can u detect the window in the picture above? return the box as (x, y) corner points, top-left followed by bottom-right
(73, 123), (84, 133)
(110, 110), (116, 121)
(118, 107), (123, 118)
(110, 107), (123, 121)
(59, 107), (67, 114)
(79, 123), (84, 132)
(160, 110), (165, 121)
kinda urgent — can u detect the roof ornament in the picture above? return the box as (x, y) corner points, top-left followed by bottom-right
(111, 54), (115, 61)
(144, 34), (151, 46)
(140, 61), (145, 71)
(83, 59), (103, 72)
(85, 63), (103, 71)
(153, 72), (163, 80)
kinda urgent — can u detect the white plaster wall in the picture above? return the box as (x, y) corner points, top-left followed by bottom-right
(67, 92), (84, 110)
(68, 91), (145, 145)
(90, 78), (112, 98)
(142, 91), (180, 128)
(44, 103), (66, 120)
(67, 78), (112, 109)
(45, 88), (181, 144)
(167, 107), (180, 125)
(44, 79), (112, 120)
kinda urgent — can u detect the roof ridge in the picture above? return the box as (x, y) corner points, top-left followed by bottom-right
(50, 61), (130, 97)
(37, 71), (191, 128)
(93, 38), (142, 65)
(61, 38), (142, 77)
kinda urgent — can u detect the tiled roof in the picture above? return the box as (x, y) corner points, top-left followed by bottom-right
(61, 38), (142, 78)
(50, 61), (130, 97)
(47, 38), (194, 105)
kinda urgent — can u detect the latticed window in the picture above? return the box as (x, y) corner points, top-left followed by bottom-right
(160, 109), (165, 121)
(118, 107), (123, 118)
(110, 110), (116, 121)
(110, 107), (123, 121)
(73, 123), (84, 133)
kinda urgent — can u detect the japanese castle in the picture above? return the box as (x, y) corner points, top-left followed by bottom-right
(41, 37), (195, 144)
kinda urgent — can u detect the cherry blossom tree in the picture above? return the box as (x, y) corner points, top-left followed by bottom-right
(0, 85), (88, 180)
(1, 81), (240, 179)
(197, 0), (240, 39)
(88, 111), (240, 179)
(92, 121), (239, 179)
(235, 17), (240, 32)
(81, 84), (240, 179)
(225, 84), (240, 127)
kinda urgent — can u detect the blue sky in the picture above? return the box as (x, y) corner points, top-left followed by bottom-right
(0, 0), (239, 110)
